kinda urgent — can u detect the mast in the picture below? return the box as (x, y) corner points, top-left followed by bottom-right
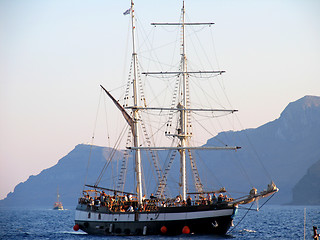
(57, 187), (60, 202)
(130, 0), (143, 205)
(143, 1), (226, 201)
(180, 0), (187, 201)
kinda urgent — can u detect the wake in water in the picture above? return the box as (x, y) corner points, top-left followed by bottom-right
(60, 230), (87, 235)
(240, 229), (257, 233)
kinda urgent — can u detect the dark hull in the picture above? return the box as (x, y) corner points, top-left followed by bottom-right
(75, 204), (236, 235)
(53, 206), (63, 210)
(53, 203), (63, 210)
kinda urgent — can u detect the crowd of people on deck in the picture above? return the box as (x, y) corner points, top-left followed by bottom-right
(78, 190), (232, 213)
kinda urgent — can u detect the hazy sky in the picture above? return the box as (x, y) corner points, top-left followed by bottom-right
(1, 0), (319, 200)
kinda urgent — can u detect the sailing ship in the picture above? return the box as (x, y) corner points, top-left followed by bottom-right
(74, 0), (278, 236)
(53, 187), (63, 210)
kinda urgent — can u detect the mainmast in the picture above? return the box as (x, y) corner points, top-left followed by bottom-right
(130, 0), (143, 205)
(180, 0), (187, 201)
(142, 1), (225, 202)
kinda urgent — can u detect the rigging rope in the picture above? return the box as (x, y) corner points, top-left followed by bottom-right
(228, 193), (276, 234)
(95, 124), (129, 187)
(227, 202), (254, 234)
(235, 114), (273, 181)
(116, 128), (132, 192)
(82, 89), (103, 192)
(257, 191), (276, 210)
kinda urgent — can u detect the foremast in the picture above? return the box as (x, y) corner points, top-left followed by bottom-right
(130, 0), (143, 205)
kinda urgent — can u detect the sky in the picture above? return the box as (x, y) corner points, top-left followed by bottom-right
(1, 0), (319, 200)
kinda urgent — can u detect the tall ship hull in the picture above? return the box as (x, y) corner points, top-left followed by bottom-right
(75, 203), (236, 235)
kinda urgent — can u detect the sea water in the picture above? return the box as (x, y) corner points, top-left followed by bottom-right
(0, 205), (319, 239)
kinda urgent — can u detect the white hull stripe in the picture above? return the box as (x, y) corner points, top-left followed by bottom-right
(75, 208), (234, 223)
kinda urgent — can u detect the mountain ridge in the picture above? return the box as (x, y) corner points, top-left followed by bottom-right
(1, 95), (319, 207)
(203, 95), (320, 203)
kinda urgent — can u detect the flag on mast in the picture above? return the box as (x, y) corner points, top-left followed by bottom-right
(123, 8), (131, 15)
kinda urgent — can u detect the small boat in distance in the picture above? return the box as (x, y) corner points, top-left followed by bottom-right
(53, 187), (63, 210)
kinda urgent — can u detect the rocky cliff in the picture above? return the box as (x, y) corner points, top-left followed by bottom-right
(291, 159), (320, 205)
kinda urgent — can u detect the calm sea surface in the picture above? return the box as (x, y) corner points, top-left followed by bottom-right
(0, 205), (319, 239)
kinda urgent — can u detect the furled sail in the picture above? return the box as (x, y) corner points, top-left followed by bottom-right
(100, 85), (134, 130)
